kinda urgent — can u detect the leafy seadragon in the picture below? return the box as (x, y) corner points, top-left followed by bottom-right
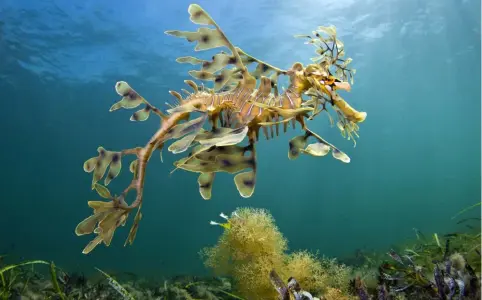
(75, 4), (367, 254)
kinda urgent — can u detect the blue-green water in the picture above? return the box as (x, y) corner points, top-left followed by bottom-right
(1, 0), (480, 279)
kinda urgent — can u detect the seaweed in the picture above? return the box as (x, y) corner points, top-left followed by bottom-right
(95, 267), (135, 300)
(0, 219), (479, 300)
(361, 212), (481, 300)
(50, 261), (66, 300)
(0, 260), (69, 299)
(0, 257), (245, 300)
(203, 208), (354, 299)
(452, 201), (481, 220)
(202, 206), (480, 300)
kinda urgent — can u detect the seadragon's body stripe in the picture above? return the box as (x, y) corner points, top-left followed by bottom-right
(182, 87), (302, 130)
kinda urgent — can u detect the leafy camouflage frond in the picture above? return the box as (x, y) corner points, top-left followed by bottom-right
(295, 25), (356, 84)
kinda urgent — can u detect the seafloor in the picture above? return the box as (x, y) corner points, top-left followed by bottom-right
(1, 206), (480, 300)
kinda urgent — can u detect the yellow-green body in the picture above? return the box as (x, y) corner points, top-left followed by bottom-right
(75, 4), (367, 254)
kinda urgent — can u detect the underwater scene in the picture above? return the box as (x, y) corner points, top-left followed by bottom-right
(1, 0), (481, 299)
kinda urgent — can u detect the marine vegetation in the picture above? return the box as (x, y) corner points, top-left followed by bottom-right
(341, 203), (481, 300)
(75, 3), (367, 254)
(0, 259), (66, 300)
(2, 202), (479, 299)
(202, 207), (481, 300)
(0, 256), (242, 300)
(371, 224), (481, 298)
(354, 229), (481, 300)
(202, 208), (355, 299)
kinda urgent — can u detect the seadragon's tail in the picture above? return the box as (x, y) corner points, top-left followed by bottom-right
(74, 81), (205, 254)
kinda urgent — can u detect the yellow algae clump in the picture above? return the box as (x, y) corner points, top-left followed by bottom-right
(202, 208), (287, 299)
(319, 257), (353, 294)
(283, 250), (327, 294)
(202, 208), (354, 299)
(323, 287), (355, 300)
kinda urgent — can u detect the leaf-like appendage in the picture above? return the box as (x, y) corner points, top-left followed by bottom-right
(176, 52), (243, 92)
(75, 212), (108, 236)
(251, 63), (272, 79)
(188, 70), (215, 81)
(176, 56), (206, 65)
(202, 52), (234, 73)
(165, 28), (225, 51)
(83, 157), (98, 173)
(93, 183), (112, 199)
(236, 48), (286, 95)
(167, 4), (258, 91)
(105, 152), (121, 186)
(234, 171), (256, 198)
(238, 48), (285, 76)
(174, 156), (218, 173)
(288, 135), (308, 160)
(198, 172), (215, 200)
(213, 69), (237, 91)
(297, 25), (356, 85)
(318, 25), (337, 36)
(332, 148), (350, 163)
(166, 102), (199, 114)
(300, 128), (351, 163)
(215, 154), (254, 174)
(88, 200), (115, 214)
(168, 115), (208, 140)
(300, 142), (330, 157)
(168, 133), (198, 154)
(174, 150), (251, 175)
(129, 159), (138, 174)
(125, 205), (142, 246)
(188, 4), (214, 25)
(194, 145), (246, 162)
(83, 147), (123, 187)
(110, 81), (144, 112)
(196, 126), (248, 147)
(91, 147), (112, 186)
(130, 105), (152, 122)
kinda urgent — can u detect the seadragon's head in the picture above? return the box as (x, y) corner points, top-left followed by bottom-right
(287, 25), (367, 146)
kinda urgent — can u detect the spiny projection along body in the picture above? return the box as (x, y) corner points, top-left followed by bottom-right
(75, 4), (367, 254)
